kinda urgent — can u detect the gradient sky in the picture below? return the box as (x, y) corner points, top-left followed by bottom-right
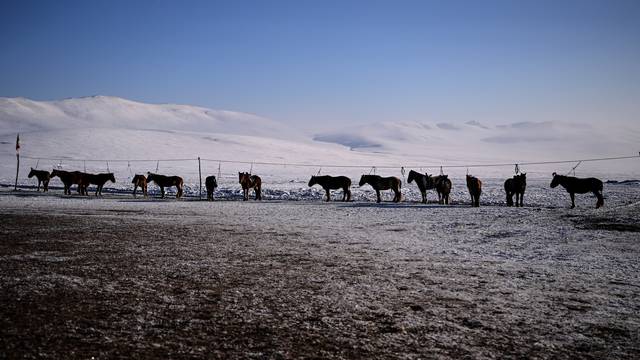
(1, 0), (639, 130)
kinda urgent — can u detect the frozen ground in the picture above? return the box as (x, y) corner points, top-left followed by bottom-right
(1, 180), (639, 359)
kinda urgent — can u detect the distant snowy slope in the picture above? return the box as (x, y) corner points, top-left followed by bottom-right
(314, 120), (640, 162)
(0, 96), (638, 184)
(0, 96), (293, 138)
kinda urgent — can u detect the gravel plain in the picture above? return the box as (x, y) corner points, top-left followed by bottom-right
(1, 182), (639, 359)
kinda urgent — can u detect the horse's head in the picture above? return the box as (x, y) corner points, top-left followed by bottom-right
(550, 172), (561, 188)
(108, 173), (116, 183)
(308, 176), (317, 187)
(146, 172), (156, 182)
(51, 169), (59, 178)
(407, 170), (415, 183)
(239, 172), (251, 185)
(28, 168), (36, 178)
(358, 175), (368, 186)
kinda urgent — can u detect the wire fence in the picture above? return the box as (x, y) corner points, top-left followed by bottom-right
(2, 151), (638, 200)
(14, 152), (640, 170)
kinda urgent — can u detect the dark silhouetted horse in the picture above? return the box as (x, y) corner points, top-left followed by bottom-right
(426, 173), (452, 205)
(504, 173), (526, 207)
(132, 174), (148, 198)
(308, 175), (351, 202)
(28, 168), (51, 192)
(147, 172), (184, 199)
(359, 175), (401, 203)
(239, 172), (262, 201)
(550, 172), (603, 209)
(50, 169), (85, 195)
(466, 175), (482, 207)
(205, 175), (218, 201)
(407, 170), (429, 203)
(80, 173), (116, 196)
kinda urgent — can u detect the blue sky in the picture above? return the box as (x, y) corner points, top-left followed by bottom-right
(1, 0), (639, 129)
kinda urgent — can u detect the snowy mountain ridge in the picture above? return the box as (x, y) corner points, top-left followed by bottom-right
(0, 96), (293, 139)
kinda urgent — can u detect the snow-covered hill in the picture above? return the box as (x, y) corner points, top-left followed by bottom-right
(0, 96), (293, 139)
(314, 120), (640, 164)
(0, 96), (638, 185)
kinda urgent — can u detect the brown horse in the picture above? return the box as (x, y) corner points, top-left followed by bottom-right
(466, 175), (482, 207)
(147, 172), (184, 199)
(132, 174), (148, 198)
(205, 175), (218, 201)
(50, 169), (85, 195)
(79, 173), (116, 196)
(239, 172), (262, 201)
(308, 175), (351, 202)
(504, 173), (526, 207)
(28, 168), (51, 192)
(407, 170), (429, 203)
(359, 175), (401, 203)
(550, 172), (603, 209)
(426, 173), (452, 205)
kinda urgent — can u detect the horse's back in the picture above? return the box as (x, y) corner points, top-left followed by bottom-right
(335, 176), (351, 187)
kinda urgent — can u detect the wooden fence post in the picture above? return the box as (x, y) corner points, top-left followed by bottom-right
(198, 157), (202, 200)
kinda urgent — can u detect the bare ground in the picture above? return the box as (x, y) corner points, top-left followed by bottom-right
(1, 193), (639, 359)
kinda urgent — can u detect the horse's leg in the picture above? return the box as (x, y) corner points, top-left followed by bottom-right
(595, 191), (604, 208)
(133, 185), (137, 198)
(256, 186), (261, 201)
(143, 185), (147, 197)
(345, 188), (351, 202)
(376, 189), (381, 203)
(570, 192), (575, 209)
(36, 180), (40, 192)
(161, 186), (165, 199)
(325, 188), (330, 202)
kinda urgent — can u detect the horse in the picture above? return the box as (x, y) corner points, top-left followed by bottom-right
(466, 175), (482, 207)
(239, 172), (262, 201)
(359, 175), (401, 203)
(308, 175), (351, 202)
(28, 168), (51, 192)
(132, 174), (148, 198)
(205, 175), (218, 201)
(550, 172), (603, 209)
(50, 169), (85, 195)
(80, 173), (116, 196)
(146, 172), (184, 199)
(504, 173), (526, 207)
(407, 170), (429, 203)
(426, 173), (452, 205)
